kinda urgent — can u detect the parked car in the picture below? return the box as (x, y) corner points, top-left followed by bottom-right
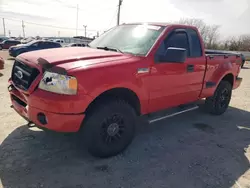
(0, 37), (9, 43)
(0, 56), (4, 70)
(65, 43), (86, 47)
(8, 23), (242, 158)
(54, 39), (64, 43)
(0, 40), (21, 50)
(20, 38), (35, 44)
(8, 40), (61, 57)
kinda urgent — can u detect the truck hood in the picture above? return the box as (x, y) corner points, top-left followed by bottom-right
(19, 47), (132, 70)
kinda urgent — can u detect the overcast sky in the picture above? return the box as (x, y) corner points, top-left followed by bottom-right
(0, 0), (249, 38)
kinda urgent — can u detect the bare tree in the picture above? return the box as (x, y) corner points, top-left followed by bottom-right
(177, 18), (208, 39)
(176, 18), (220, 49)
(175, 18), (250, 51)
(226, 37), (240, 51)
(223, 35), (250, 51)
(239, 35), (250, 51)
(206, 25), (220, 49)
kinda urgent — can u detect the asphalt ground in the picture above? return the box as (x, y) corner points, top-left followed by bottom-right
(1, 50), (250, 188)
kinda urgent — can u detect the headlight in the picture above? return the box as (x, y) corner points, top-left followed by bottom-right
(38, 71), (77, 95)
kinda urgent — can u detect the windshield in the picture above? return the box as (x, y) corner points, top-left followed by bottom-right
(89, 24), (165, 56)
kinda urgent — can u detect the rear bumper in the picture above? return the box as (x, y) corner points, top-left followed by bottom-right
(9, 84), (87, 132)
(233, 77), (242, 90)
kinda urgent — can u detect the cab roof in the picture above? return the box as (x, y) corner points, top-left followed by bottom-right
(122, 22), (198, 29)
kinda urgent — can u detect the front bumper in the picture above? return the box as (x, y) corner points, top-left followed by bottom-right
(9, 84), (86, 132)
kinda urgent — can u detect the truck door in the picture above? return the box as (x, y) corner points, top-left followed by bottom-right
(148, 28), (205, 113)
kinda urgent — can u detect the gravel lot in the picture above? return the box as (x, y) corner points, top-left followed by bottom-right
(1, 50), (250, 188)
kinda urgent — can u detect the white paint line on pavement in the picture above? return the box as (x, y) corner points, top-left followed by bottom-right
(235, 180), (242, 188)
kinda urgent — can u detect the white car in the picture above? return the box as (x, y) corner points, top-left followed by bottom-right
(65, 43), (86, 47)
(54, 39), (64, 43)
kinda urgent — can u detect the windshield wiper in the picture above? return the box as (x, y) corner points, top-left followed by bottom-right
(96, 46), (123, 53)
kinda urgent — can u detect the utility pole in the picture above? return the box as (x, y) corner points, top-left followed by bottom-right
(22, 20), (25, 38)
(97, 31), (99, 37)
(117, 0), (123, 26)
(83, 25), (87, 38)
(8, 30), (11, 37)
(2, 18), (6, 37)
(76, 4), (79, 36)
(58, 31), (60, 37)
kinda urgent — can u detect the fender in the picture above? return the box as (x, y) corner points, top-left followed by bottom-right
(200, 61), (236, 98)
(86, 82), (149, 115)
(212, 61), (235, 87)
(73, 63), (150, 115)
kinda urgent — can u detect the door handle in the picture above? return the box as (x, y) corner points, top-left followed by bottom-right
(187, 64), (194, 72)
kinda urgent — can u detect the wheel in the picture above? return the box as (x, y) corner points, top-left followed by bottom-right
(205, 80), (232, 115)
(81, 99), (136, 158)
(0, 46), (2, 50)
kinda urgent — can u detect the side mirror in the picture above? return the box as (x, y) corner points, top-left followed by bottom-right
(161, 47), (187, 63)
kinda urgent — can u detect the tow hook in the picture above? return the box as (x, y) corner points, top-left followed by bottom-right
(8, 85), (15, 92)
(27, 121), (35, 128)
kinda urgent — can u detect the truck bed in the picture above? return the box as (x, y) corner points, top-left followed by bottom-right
(200, 49), (242, 99)
(205, 49), (241, 56)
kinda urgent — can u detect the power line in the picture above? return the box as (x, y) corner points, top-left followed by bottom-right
(0, 2), (116, 15)
(1, 17), (98, 32)
(108, 9), (118, 28)
(51, 0), (115, 13)
(0, 1), (117, 36)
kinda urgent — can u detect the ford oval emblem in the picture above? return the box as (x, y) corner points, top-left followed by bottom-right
(16, 70), (23, 79)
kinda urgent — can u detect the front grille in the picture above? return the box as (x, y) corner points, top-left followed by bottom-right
(11, 60), (40, 90)
(11, 94), (27, 107)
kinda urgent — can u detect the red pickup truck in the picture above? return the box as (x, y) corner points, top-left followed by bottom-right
(8, 23), (242, 158)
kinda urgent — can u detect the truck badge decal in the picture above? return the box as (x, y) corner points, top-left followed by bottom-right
(137, 68), (149, 74)
(16, 70), (23, 79)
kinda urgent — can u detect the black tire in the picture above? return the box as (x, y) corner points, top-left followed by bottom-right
(205, 80), (232, 115)
(81, 99), (136, 158)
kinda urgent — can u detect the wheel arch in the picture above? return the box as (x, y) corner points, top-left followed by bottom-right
(220, 73), (234, 86)
(200, 72), (235, 98)
(85, 87), (141, 116)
